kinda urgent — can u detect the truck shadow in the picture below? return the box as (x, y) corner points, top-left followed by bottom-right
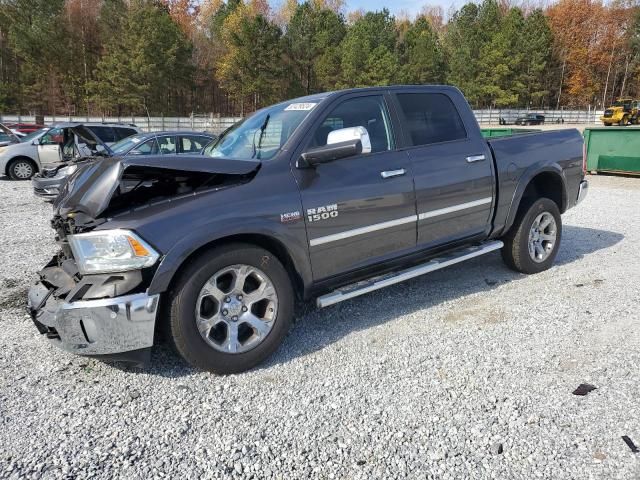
(260, 224), (624, 370)
(143, 225), (623, 376)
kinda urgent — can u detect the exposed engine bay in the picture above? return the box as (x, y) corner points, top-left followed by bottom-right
(54, 155), (261, 229)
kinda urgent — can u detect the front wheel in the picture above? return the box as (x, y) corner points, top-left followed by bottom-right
(501, 198), (562, 274)
(8, 158), (37, 180)
(166, 243), (294, 374)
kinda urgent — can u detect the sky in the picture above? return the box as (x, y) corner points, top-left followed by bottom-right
(264, 0), (464, 19)
(345, 0), (460, 16)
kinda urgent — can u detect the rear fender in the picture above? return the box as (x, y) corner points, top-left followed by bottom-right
(503, 163), (568, 234)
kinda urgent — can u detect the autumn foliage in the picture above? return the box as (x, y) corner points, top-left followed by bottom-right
(0, 0), (637, 116)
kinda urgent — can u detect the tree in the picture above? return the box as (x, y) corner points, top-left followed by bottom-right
(216, 6), (285, 113)
(339, 9), (398, 88)
(444, 3), (483, 105)
(520, 10), (553, 107)
(60, 0), (103, 114)
(398, 16), (445, 85)
(91, 0), (193, 115)
(475, 4), (523, 107)
(284, 2), (346, 94)
(547, 0), (630, 107)
(2, 0), (67, 113)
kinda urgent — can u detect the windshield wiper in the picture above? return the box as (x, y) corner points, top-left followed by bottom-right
(252, 114), (270, 159)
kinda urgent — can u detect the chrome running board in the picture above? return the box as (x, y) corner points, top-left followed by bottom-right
(316, 240), (504, 308)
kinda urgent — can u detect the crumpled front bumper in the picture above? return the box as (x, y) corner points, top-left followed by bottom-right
(27, 281), (159, 356)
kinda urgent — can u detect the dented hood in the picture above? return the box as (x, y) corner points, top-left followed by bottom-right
(54, 155), (260, 219)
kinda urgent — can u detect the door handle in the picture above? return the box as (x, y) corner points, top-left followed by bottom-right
(466, 154), (486, 163)
(380, 169), (406, 179)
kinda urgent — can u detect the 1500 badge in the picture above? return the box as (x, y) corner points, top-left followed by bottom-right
(307, 204), (338, 223)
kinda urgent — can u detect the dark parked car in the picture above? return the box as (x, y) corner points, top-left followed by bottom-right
(28, 85), (587, 374)
(32, 130), (215, 200)
(514, 113), (545, 126)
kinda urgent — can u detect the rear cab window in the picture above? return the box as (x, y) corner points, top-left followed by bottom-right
(394, 93), (467, 146)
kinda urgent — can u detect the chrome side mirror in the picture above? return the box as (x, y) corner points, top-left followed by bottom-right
(326, 126), (372, 154)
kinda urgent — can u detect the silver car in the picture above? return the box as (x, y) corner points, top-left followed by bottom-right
(0, 122), (141, 180)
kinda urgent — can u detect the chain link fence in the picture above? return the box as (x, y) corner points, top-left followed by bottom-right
(0, 114), (242, 134)
(472, 109), (604, 124)
(0, 109), (605, 131)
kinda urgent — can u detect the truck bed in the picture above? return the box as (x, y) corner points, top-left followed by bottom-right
(487, 129), (584, 236)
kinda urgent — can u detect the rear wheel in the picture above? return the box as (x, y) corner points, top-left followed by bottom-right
(166, 243), (294, 374)
(7, 158), (37, 180)
(501, 198), (562, 274)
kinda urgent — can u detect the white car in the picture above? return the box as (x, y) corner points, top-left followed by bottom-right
(0, 122), (141, 180)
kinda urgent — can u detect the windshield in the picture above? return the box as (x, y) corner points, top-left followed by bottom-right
(110, 134), (144, 155)
(612, 101), (630, 107)
(203, 100), (320, 161)
(21, 128), (48, 143)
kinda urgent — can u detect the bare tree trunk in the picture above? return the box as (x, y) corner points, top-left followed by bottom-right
(620, 54), (630, 98)
(556, 59), (566, 110)
(602, 42), (616, 108)
(80, 0), (90, 116)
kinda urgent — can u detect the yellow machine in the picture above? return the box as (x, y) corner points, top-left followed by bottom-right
(601, 98), (640, 126)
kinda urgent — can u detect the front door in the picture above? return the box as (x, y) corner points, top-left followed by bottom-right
(293, 94), (416, 280)
(37, 127), (63, 165)
(391, 91), (495, 248)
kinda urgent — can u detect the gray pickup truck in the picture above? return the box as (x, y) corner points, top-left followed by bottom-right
(27, 86), (588, 374)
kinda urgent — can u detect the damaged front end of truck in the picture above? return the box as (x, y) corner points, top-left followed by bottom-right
(27, 155), (260, 364)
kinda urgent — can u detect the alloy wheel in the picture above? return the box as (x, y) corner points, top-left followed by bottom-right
(195, 264), (278, 354)
(528, 212), (557, 263)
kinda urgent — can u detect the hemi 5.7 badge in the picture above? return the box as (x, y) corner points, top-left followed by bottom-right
(307, 204), (338, 223)
(280, 211), (302, 223)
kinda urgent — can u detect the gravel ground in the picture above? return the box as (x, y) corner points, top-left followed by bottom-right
(0, 174), (639, 480)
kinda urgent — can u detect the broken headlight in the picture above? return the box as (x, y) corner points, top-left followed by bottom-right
(68, 229), (159, 274)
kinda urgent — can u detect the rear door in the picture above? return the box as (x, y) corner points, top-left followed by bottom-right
(292, 93), (416, 280)
(391, 90), (495, 249)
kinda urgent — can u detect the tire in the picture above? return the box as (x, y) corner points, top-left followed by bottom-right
(166, 243), (294, 374)
(619, 117), (627, 126)
(7, 158), (37, 180)
(501, 197), (562, 274)
(604, 123), (611, 127)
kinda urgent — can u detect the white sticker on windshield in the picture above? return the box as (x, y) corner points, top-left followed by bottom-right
(285, 102), (317, 111)
(131, 137), (141, 143)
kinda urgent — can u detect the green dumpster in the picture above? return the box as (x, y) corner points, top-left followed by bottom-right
(481, 128), (540, 138)
(584, 127), (640, 174)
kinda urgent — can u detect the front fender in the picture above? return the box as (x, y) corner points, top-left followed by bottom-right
(146, 217), (312, 297)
